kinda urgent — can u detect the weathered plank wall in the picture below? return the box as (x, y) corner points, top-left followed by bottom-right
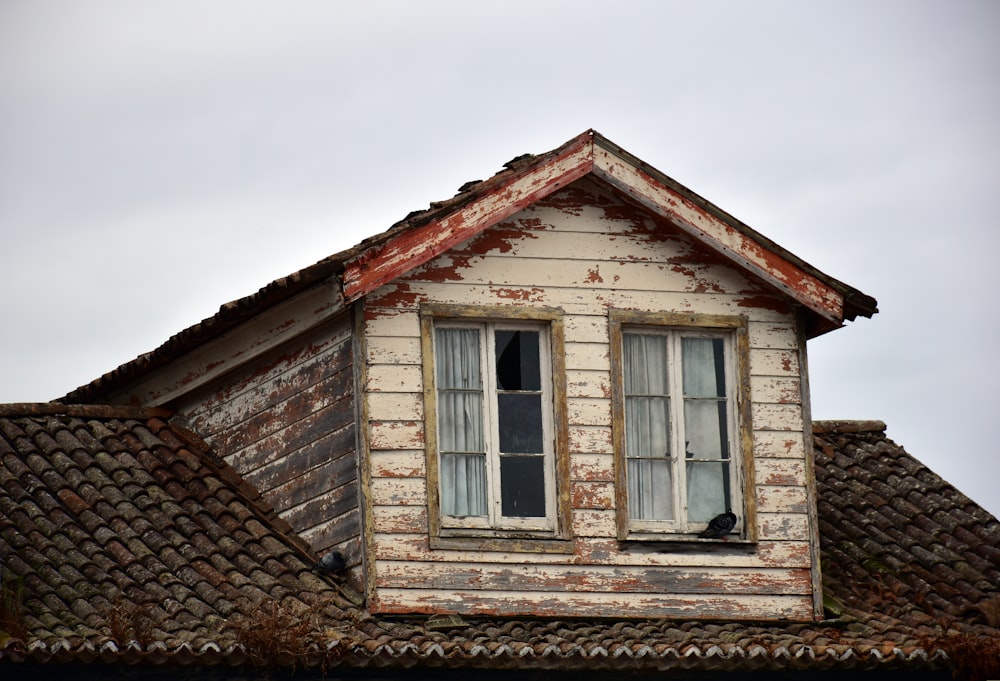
(362, 178), (816, 620)
(174, 311), (360, 559)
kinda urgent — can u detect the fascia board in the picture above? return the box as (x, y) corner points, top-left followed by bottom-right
(591, 142), (846, 327)
(340, 135), (595, 302)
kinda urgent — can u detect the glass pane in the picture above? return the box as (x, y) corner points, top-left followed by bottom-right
(682, 337), (725, 398)
(500, 455), (545, 517)
(441, 453), (487, 516)
(625, 396), (670, 458)
(498, 393), (542, 453)
(438, 392), (484, 453)
(686, 460), (729, 522)
(627, 458), (673, 520)
(436, 328), (481, 389)
(623, 334), (668, 394)
(683, 400), (729, 460)
(495, 330), (541, 390)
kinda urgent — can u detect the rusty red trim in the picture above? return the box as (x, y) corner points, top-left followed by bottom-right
(341, 133), (595, 302)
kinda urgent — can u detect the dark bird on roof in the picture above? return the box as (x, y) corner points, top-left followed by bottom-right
(698, 509), (737, 539)
(313, 550), (347, 574)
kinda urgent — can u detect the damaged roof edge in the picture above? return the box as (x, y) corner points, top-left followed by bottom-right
(62, 256), (347, 404)
(590, 132), (879, 323)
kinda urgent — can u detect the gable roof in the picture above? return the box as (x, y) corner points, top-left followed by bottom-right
(64, 130), (877, 404)
(3, 411), (995, 675)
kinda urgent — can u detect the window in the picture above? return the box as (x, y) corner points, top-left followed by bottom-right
(610, 310), (753, 540)
(421, 305), (570, 547)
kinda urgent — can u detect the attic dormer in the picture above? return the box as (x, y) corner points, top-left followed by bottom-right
(67, 131), (876, 623)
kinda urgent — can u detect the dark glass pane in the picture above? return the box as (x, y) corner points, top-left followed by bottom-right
(495, 330), (541, 390)
(500, 455), (546, 517)
(498, 393), (542, 453)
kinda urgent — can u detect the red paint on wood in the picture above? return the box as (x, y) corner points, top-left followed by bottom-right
(342, 135), (595, 301)
(494, 287), (546, 302)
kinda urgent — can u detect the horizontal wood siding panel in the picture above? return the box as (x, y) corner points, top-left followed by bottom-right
(179, 313), (359, 555)
(377, 560), (810, 595)
(362, 182), (816, 619)
(374, 588), (815, 621)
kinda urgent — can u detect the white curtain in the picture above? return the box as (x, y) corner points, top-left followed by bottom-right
(624, 334), (673, 520)
(682, 337), (729, 522)
(436, 328), (486, 516)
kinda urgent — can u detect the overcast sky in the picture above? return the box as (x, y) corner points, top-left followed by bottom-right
(1, 1), (997, 518)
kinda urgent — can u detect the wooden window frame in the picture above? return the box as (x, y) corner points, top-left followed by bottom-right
(421, 303), (572, 552)
(609, 309), (757, 542)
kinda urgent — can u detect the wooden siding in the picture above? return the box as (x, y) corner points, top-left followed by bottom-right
(174, 311), (360, 559)
(360, 178), (818, 621)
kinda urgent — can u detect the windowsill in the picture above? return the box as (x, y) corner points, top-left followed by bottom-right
(431, 530), (574, 554)
(618, 535), (758, 553)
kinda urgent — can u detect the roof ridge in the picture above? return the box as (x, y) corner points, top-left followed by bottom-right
(812, 419), (887, 434)
(0, 401), (173, 420)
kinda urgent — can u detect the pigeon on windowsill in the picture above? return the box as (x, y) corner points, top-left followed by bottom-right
(698, 509), (737, 539)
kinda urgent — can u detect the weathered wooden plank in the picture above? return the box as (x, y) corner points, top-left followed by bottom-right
(380, 281), (797, 324)
(400, 255), (755, 297)
(753, 404), (804, 432)
(570, 481), (615, 509)
(211, 366), (354, 461)
(755, 485), (809, 514)
(757, 512), (810, 541)
(750, 376), (801, 405)
(281, 480), (360, 532)
(568, 425), (612, 454)
(565, 341), (610, 372)
(755, 458), (806, 487)
(569, 453), (614, 482)
(372, 533), (811, 568)
(367, 392), (422, 421)
(750, 348), (801, 376)
(366, 364), (422, 393)
(243, 423), (356, 494)
(373, 586), (814, 621)
(365, 335), (422, 365)
(566, 369), (610, 399)
(571, 509), (616, 537)
(363, 309), (420, 336)
(567, 397), (610, 426)
(370, 477), (427, 506)
(376, 560), (811, 595)
(753, 430), (806, 459)
(369, 420), (423, 450)
(300, 513), (363, 555)
(564, 313), (610, 344)
(369, 450), (425, 478)
(185, 324), (352, 439)
(262, 454), (358, 511)
(372, 504), (428, 534)
(748, 321), (798, 350)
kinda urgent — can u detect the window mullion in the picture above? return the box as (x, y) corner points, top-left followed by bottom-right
(483, 322), (502, 526)
(669, 333), (686, 530)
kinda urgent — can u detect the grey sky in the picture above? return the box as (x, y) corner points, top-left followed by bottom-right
(1, 1), (998, 517)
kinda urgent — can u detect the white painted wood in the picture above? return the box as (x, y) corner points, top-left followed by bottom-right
(360, 182), (820, 620)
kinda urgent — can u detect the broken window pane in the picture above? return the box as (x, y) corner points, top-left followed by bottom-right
(495, 330), (540, 390)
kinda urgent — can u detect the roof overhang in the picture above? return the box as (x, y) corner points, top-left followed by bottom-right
(339, 130), (876, 337)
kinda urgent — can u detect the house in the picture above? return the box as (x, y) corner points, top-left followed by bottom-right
(2, 131), (997, 678)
